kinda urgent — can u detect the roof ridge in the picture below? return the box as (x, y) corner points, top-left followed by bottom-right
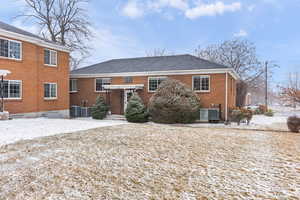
(108, 54), (191, 62)
(0, 20), (66, 49)
(0, 20), (41, 39)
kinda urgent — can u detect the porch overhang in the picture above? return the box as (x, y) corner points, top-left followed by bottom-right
(103, 84), (144, 90)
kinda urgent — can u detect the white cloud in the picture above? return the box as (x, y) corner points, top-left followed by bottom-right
(121, 0), (242, 20)
(234, 29), (248, 37)
(121, 0), (144, 19)
(185, 1), (241, 19)
(148, 0), (189, 11)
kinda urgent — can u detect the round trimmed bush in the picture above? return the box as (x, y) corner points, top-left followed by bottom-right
(125, 93), (148, 123)
(148, 78), (200, 124)
(287, 116), (300, 133)
(91, 96), (109, 120)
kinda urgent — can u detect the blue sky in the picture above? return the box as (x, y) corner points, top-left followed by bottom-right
(0, 0), (300, 84)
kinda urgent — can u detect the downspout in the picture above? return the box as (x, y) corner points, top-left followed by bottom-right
(225, 72), (228, 121)
(1, 75), (3, 112)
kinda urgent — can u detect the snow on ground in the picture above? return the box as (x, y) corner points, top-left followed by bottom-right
(1, 124), (299, 199)
(189, 105), (296, 131)
(0, 118), (127, 146)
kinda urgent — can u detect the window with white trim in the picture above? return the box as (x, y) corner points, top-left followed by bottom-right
(44, 83), (57, 99)
(124, 76), (133, 83)
(0, 38), (21, 59)
(148, 77), (167, 92)
(95, 78), (111, 92)
(70, 79), (78, 92)
(44, 49), (57, 66)
(2, 80), (21, 99)
(193, 76), (210, 92)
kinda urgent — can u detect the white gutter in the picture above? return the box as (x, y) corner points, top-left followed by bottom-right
(71, 68), (239, 80)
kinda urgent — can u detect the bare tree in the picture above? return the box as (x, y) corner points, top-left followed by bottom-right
(195, 39), (265, 87)
(18, 0), (92, 69)
(146, 48), (174, 57)
(195, 39), (275, 106)
(279, 72), (300, 107)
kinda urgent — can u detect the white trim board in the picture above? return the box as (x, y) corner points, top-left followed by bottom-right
(70, 68), (240, 80)
(0, 28), (70, 53)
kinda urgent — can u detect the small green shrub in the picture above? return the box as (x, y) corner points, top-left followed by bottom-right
(91, 96), (109, 120)
(264, 109), (274, 117)
(125, 93), (148, 123)
(287, 116), (300, 133)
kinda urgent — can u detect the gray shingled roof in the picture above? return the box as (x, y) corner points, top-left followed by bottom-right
(0, 21), (42, 39)
(0, 20), (62, 46)
(71, 54), (230, 75)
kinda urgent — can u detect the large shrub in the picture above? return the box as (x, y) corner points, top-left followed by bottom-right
(125, 93), (148, 123)
(287, 116), (300, 133)
(148, 78), (200, 124)
(91, 96), (109, 119)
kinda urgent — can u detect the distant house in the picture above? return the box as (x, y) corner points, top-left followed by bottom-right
(70, 55), (238, 120)
(0, 21), (70, 118)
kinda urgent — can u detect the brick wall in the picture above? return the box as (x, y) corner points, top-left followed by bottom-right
(0, 35), (70, 115)
(70, 73), (237, 119)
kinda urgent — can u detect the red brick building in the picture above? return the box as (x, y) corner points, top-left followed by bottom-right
(70, 55), (238, 120)
(0, 21), (70, 118)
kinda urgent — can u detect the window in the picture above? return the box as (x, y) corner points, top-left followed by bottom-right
(95, 78), (111, 92)
(0, 38), (21, 60)
(148, 77), (167, 92)
(44, 83), (57, 99)
(124, 76), (133, 83)
(1, 80), (21, 99)
(70, 79), (78, 92)
(193, 76), (210, 92)
(44, 49), (57, 66)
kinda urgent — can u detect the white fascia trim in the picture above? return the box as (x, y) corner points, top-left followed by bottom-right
(0, 29), (70, 53)
(70, 68), (240, 80)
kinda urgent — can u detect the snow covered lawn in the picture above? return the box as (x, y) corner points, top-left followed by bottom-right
(187, 114), (288, 131)
(0, 124), (299, 199)
(0, 118), (127, 146)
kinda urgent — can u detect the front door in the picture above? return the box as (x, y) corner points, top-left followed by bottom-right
(124, 90), (133, 112)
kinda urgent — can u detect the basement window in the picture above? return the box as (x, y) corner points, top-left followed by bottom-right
(148, 77), (167, 92)
(124, 76), (133, 83)
(193, 76), (210, 92)
(95, 78), (111, 92)
(70, 79), (78, 92)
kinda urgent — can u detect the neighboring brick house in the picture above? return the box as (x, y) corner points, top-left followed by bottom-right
(70, 55), (238, 120)
(0, 21), (70, 118)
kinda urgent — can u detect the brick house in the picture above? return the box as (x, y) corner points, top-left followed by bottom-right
(70, 55), (238, 120)
(0, 21), (70, 118)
